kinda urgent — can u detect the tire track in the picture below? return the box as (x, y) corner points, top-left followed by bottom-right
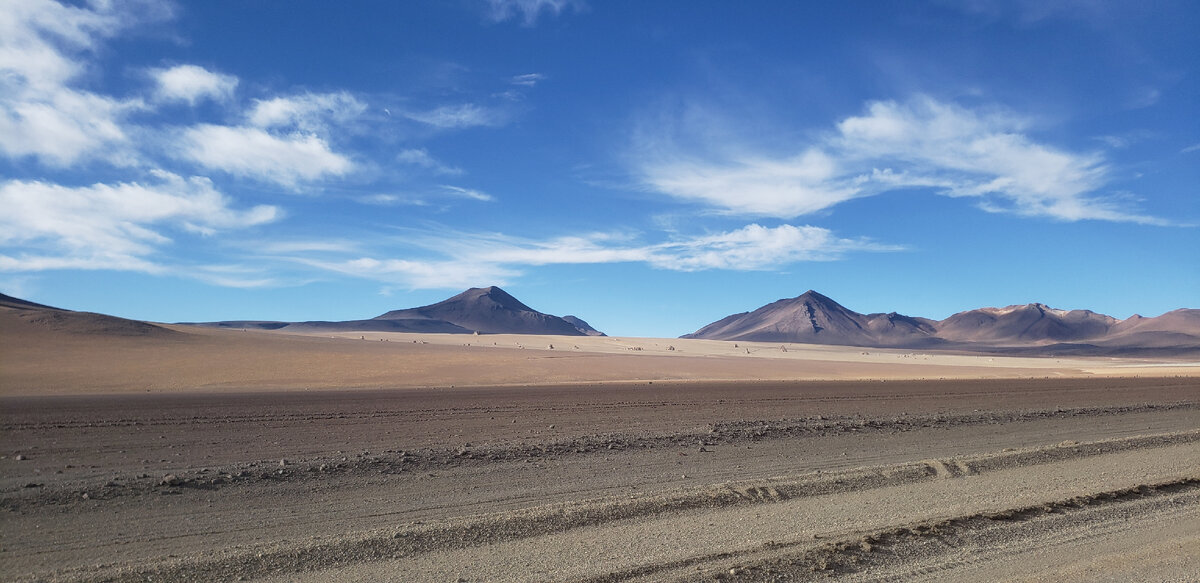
(32, 431), (1199, 583)
(5, 404), (1197, 508)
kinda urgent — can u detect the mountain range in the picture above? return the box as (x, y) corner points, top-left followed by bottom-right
(185, 286), (605, 337)
(5, 287), (1198, 356)
(684, 290), (1200, 356)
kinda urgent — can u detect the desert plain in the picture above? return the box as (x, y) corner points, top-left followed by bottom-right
(2, 313), (1199, 582)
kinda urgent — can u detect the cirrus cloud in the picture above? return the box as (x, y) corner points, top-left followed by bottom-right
(281, 223), (896, 290)
(637, 96), (1169, 225)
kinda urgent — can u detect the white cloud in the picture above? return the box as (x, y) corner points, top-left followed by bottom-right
(151, 64), (238, 104)
(1182, 143), (1200, 154)
(642, 149), (863, 217)
(0, 0), (145, 166)
(439, 185), (494, 201)
(402, 103), (501, 129)
(0, 0), (123, 91)
(247, 92), (366, 132)
(485, 0), (583, 25)
(356, 193), (430, 207)
(0, 171), (279, 273)
(397, 148), (462, 175)
(179, 124), (354, 187)
(647, 224), (896, 271)
(297, 256), (520, 291)
(288, 223), (894, 289)
(510, 73), (545, 86)
(636, 96), (1167, 224)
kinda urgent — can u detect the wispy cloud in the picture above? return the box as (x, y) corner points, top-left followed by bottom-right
(484, 0), (584, 25)
(296, 256), (520, 291)
(178, 125), (354, 188)
(402, 103), (502, 129)
(440, 185), (495, 202)
(285, 223), (895, 289)
(150, 64), (238, 105)
(0, 171), (278, 273)
(636, 96), (1169, 225)
(247, 92), (366, 132)
(396, 148), (463, 175)
(510, 73), (545, 86)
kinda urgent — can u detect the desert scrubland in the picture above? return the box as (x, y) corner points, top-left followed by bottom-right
(2, 317), (1198, 582)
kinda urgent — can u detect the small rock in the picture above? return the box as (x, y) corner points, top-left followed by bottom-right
(80, 492), (89, 500)
(548, 424), (555, 429)
(698, 446), (708, 452)
(279, 459), (288, 466)
(15, 454), (27, 461)
(161, 473), (182, 486)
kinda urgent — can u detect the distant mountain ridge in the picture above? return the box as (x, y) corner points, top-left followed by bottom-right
(684, 290), (1200, 355)
(0, 293), (177, 338)
(186, 286), (606, 337)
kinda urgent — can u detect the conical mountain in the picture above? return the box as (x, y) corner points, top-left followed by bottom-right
(684, 290), (936, 346)
(374, 286), (587, 335)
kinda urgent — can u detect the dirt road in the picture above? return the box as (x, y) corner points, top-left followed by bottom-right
(2, 377), (1197, 582)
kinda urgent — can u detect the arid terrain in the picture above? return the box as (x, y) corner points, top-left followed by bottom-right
(2, 302), (1198, 582)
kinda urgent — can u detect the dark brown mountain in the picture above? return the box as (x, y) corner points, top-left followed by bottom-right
(0, 293), (177, 338)
(562, 315), (606, 336)
(371, 286), (589, 335)
(682, 291), (939, 347)
(187, 286), (602, 336)
(685, 291), (1199, 355)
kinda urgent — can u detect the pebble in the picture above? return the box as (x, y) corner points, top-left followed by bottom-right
(15, 454), (27, 461)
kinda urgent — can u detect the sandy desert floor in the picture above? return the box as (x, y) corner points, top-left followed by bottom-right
(1, 325), (1198, 581)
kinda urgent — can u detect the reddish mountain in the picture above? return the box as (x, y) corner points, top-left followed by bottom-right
(682, 291), (939, 347)
(685, 291), (1199, 355)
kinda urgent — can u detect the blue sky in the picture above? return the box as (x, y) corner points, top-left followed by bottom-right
(1, 0), (1197, 337)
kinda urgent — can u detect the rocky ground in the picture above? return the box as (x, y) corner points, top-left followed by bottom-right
(1, 377), (1197, 582)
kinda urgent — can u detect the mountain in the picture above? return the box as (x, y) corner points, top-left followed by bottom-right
(187, 286), (603, 336)
(372, 286), (588, 335)
(563, 315), (605, 336)
(937, 304), (1117, 343)
(682, 291), (939, 347)
(685, 291), (1199, 355)
(0, 293), (177, 338)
